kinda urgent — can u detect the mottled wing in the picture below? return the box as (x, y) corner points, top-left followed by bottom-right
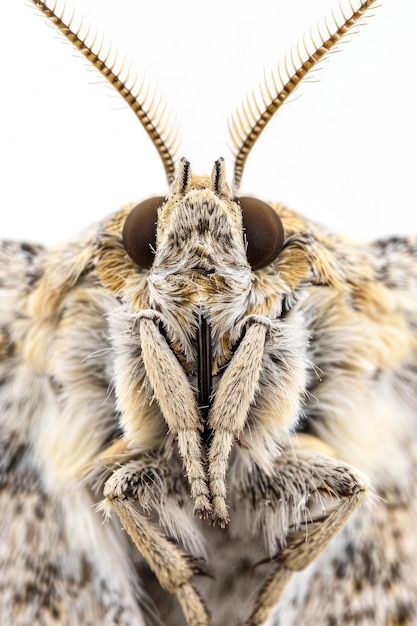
(0, 239), (147, 625)
(371, 235), (417, 324)
(268, 234), (417, 625)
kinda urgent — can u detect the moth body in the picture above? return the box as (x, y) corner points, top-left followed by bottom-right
(1, 1), (416, 624)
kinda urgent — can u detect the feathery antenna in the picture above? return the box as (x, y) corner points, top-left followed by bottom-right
(32, 1), (178, 184)
(229, 0), (378, 190)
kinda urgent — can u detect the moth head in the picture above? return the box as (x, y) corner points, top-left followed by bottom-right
(122, 158), (285, 272)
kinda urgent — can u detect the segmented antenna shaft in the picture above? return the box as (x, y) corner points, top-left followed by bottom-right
(33, 1), (177, 184)
(230, 0), (377, 190)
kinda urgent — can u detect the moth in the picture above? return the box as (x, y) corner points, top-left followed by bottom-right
(1, 0), (416, 625)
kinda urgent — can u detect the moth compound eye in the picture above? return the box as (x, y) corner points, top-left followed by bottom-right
(239, 196), (285, 270)
(122, 196), (165, 268)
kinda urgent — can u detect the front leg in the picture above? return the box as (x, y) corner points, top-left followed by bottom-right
(101, 461), (210, 626)
(231, 437), (368, 626)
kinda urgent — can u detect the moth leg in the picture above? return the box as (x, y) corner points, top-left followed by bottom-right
(240, 441), (368, 626)
(139, 317), (212, 520)
(103, 462), (210, 626)
(208, 322), (268, 527)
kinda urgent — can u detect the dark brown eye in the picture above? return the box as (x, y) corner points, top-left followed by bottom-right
(239, 196), (285, 270)
(122, 196), (165, 268)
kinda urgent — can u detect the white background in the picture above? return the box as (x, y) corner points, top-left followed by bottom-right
(1, 0), (416, 244)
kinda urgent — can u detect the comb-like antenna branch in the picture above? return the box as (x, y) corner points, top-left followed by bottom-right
(32, 0), (178, 184)
(229, 0), (378, 190)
